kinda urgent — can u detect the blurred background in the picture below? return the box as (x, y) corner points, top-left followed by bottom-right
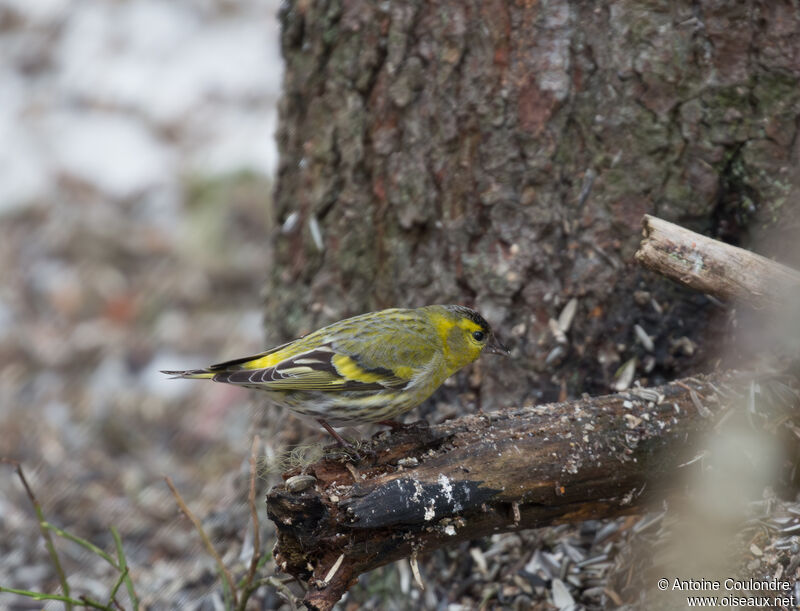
(0, 0), (288, 607)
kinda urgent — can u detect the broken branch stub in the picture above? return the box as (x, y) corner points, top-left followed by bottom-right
(635, 214), (800, 310)
(267, 372), (745, 611)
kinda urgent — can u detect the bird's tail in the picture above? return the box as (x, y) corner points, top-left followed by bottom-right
(160, 369), (215, 380)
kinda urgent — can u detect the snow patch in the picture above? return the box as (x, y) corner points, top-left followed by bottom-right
(44, 111), (174, 198)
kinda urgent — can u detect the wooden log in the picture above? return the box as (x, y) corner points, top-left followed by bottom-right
(634, 214), (800, 309)
(267, 372), (751, 610)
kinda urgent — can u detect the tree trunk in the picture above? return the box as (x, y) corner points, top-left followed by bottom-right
(269, 0), (800, 416)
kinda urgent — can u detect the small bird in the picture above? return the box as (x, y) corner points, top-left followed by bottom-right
(163, 305), (508, 446)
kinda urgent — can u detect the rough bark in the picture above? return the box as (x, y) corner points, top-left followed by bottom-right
(269, 0), (800, 417)
(267, 370), (797, 610)
(636, 215), (800, 309)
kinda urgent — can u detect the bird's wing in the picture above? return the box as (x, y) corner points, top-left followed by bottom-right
(210, 346), (411, 391)
(212, 317), (441, 392)
(331, 323), (440, 385)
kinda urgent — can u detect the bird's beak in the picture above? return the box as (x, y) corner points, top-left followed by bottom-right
(485, 334), (510, 356)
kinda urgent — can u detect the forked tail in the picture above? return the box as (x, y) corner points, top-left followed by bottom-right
(160, 369), (215, 380)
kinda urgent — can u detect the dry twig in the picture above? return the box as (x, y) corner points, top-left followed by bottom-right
(164, 476), (239, 607)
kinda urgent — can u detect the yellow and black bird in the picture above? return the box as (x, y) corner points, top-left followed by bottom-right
(163, 305), (508, 445)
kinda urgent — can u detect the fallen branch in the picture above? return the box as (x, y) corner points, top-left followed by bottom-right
(267, 372), (792, 610)
(634, 214), (800, 309)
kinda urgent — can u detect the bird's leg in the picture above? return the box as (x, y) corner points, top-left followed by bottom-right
(317, 419), (354, 449)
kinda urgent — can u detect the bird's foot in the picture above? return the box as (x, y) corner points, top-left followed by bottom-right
(316, 419), (377, 461)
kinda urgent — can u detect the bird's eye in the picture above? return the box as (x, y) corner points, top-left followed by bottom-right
(472, 331), (485, 342)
